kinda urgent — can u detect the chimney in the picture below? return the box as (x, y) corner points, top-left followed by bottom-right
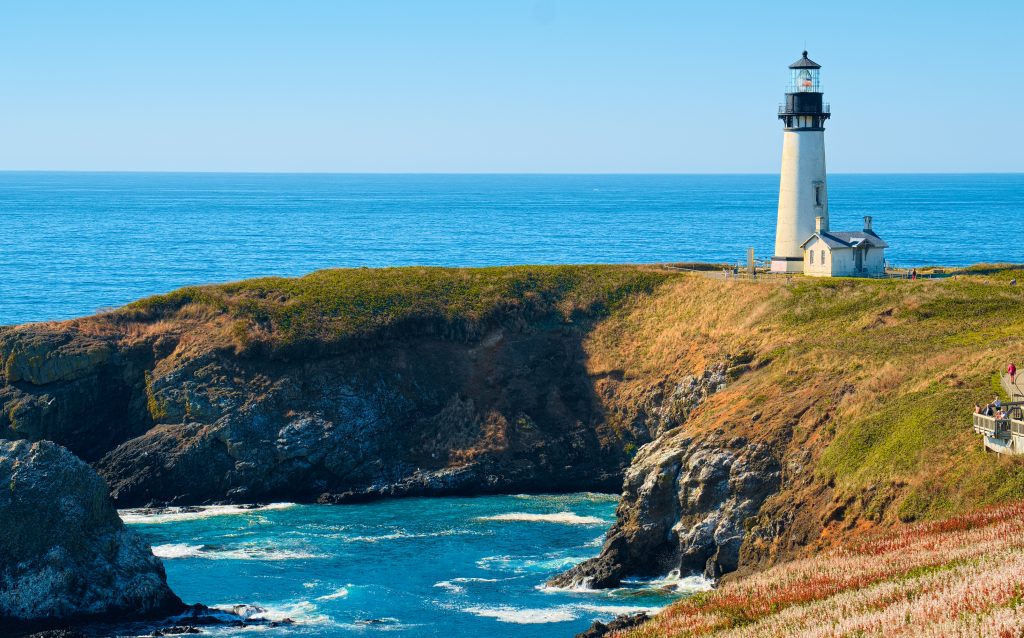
(864, 215), (873, 232)
(815, 216), (824, 233)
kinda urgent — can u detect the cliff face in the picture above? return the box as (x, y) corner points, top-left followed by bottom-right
(0, 327), (155, 462)
(96, 319), (636, 506)
(0, 439), (183, 627)
(4, 264), (1024, 588)
(1, 266), (678, 507)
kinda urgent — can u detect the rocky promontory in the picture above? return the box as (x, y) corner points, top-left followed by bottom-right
(0, 439), (184, 630)
(4, 263), (1024, 597)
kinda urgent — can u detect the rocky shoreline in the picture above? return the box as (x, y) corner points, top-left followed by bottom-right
(6, 264), (1021, 636)
(0, 439), (184, 632)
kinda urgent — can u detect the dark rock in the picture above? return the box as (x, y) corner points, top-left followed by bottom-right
(575, 612), (649, 638)
(0, 327), (155, 462)
(0, 439), (184, 629)
(71, 324), (637, 506)
(551, 428), (782, 587)
(151, 627), (201, 636)
(355, 618), (397, 626)
(24, 631), (87, 638)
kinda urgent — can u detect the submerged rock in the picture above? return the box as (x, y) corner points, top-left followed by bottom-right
(0, 439), (184, 630)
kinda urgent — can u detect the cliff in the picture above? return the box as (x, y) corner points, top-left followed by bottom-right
(1, 266), (677, 507)
(3, 263), (1024, 587)
(0, 439), (183, 629)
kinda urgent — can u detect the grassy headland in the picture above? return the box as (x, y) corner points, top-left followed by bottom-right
(79, 262), (1024, 522)
(6, 262), (1024, 598)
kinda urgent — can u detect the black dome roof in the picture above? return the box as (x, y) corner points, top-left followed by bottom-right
(789, 51), (821, 69)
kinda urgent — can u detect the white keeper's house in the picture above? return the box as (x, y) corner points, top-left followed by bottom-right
(770, 51), (888, 278)
(800, 215), (888, 277)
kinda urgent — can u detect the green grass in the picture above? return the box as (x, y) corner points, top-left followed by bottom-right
(818, 385), (959, 489)
(121, 265), (677, 353)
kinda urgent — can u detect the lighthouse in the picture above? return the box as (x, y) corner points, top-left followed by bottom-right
(770, 51), (831, 273)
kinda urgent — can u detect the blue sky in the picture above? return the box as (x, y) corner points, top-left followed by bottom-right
(1, 1), (1021, 173)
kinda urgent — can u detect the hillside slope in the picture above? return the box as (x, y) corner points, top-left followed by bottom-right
(556, 264), (1024, 585)
(618, 502), (1024, 637)
(2, 264), (1024, 582)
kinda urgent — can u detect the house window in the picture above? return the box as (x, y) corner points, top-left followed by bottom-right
(809, 250), (814, 265)
(821, 250), (825, 264)
(814, 183), (823, 208)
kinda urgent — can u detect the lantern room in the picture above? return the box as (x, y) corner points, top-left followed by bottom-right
(788, 51), (821, 93)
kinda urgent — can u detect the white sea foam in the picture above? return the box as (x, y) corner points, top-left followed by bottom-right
(211, 600), (331, 626)
(152, 543), (205, 559)
(584, 534), (606, 548)
(536, 577), (598, 593)
(463, 605), (578, 624)
(541, 569), (712, 597)
(577, 604), (664, 616)
(477, 554), (592, 573)
(152, 543), (323, 561)
(622, 569), (714, 593)
(315, 587), (350, 601)
(119, 502), (295, 525)
(433, 580), (465, 594)
(335, 618), (414, 632)
(512, 492), (619, 503)
(450, 577), (502, 583)
(476, 511), (607, 525)
(343, 528), (480, 543)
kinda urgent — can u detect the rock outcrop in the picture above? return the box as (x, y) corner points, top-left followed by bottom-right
(574, 612), (648, 638)
(0, 326), (156, 462)
(1, 312), (645, 507)
(0, 439), (184, 629)
(551, 427), (782, 588)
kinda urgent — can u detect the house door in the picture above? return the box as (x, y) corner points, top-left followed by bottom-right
(854, 248), (864, 272)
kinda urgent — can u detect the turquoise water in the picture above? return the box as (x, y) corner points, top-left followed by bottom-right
(2, 172), (1022, 326)
(120, 495), (700, 637)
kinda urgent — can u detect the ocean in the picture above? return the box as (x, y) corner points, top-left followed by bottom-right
(1, 172), (1022, 326)
(118, 496), (703, 637)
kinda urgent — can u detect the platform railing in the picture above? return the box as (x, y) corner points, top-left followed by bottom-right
(974, 413), (1024, 438)
(1003, 374), (1024, 402)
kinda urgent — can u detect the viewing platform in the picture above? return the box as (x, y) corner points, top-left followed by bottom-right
(972, 373), (1024, 455)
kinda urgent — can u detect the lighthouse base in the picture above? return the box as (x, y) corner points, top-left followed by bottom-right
(770, 256), (804, 274)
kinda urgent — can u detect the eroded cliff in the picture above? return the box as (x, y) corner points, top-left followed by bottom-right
(4, 264), (1024, 588)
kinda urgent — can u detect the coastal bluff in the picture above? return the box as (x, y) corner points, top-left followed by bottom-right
(3, 263), (1024, 591)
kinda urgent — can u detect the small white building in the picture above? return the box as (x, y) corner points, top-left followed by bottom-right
(800, 215), (888, 277)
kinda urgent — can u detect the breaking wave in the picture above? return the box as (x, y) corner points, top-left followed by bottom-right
(622, 569), (714, 593)
(463, 605), (578, 624)
(120, 503), (295, 524)
(476, 512), (607, 525)
(152, 542), (324, 561)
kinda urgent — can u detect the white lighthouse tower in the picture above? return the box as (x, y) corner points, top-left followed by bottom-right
(770, 51), (831, 273)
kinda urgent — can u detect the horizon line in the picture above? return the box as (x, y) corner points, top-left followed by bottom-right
(1, 170), (1022, 176)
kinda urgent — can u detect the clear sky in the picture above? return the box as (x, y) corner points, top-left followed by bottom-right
(2, 1), (1021, 173)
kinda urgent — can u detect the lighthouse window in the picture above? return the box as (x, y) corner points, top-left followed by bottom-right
(814, 183), (823, 207)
